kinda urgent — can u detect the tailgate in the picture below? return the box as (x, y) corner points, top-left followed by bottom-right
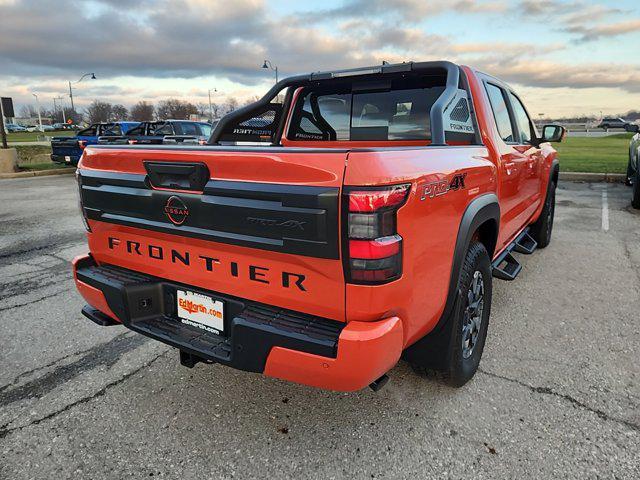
(51, 137), (81, 156)
(78, 145), (348, 321)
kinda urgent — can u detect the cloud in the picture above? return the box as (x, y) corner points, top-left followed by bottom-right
(1, 0), (639, 116)
(478, 59), (640, 93)
(297, 0), (505, 22)
(566, 19), (640, 42)
(516, 0), (638, 42)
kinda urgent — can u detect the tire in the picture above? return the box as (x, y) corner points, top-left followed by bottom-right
(627, 158), (634, 187)
(632, 168), (640, 209)
(412, 241), (492, 387)
(530, 180), (556, 248)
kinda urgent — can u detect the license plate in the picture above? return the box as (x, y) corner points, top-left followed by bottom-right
(64, 156), (71, 163)
(176, 290), (224, 334)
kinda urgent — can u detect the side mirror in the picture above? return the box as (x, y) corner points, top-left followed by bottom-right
(625, 123), (640, 133)
(540, 124), (566, 143)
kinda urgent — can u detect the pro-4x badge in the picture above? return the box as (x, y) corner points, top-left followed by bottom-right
(164, 196), (189, 225)
(421, 173), (467, 200)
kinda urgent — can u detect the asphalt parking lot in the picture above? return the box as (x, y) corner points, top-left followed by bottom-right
(0, 175), (638, 479)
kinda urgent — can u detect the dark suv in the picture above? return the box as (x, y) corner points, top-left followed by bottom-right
(597, 117), (629, 130)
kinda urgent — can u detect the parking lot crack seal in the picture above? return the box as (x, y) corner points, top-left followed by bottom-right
(0, 332), (131, 395)
(0, 289), (68, 312)
(0, 349), (169, 439)
(478, 368), (639, 432)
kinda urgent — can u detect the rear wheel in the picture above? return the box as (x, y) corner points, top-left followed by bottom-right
(530, 181), (556, 248)
(412, 241), (492, 387)
(626, 160), (634, 186)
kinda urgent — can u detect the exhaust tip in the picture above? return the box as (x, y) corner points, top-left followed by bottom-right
(369, 374), (389, 392)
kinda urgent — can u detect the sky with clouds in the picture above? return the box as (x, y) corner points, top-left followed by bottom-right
(0, 0), (639, 118)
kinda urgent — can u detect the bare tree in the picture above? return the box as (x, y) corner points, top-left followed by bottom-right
(156, 99), (199, 120)
(242, 95), (260, 107)
(85, 100), (114, 124)
(130, 101), (155, 122)
(224, 97), (239, 115)
(112, 104), (129, 120)
(19, 104), (38, 118)
(196, 102), (208, 116)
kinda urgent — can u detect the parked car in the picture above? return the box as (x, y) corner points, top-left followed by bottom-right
(163, 122), (214, 145)
(24, 124), (55, 132)
(5, 123), (27, 133)
(597, 117), (629, 130)
(52, 123), (75, 130)
(625, 123), (640, 208)
(99, 120), (213, 145)
(51, 121), (139, 165)
(73, 60), (565, 392)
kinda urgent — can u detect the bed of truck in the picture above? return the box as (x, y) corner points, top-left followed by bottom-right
(72, 60), (565, 391)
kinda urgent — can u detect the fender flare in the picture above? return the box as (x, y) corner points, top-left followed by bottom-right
(402, 193), (500, 369)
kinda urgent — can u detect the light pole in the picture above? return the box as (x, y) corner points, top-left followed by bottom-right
(68, 73), (96, 113)
(208, 88), (217, 122)
(54, 96), (66, 124)
(262, 60), (278, 84)
(32, 93), (43, 132)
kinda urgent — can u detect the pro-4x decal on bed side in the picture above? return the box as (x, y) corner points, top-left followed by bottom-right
(421, 173), (467, 200)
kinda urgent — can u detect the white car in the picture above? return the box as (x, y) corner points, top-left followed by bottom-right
(25, 125), (54, 132)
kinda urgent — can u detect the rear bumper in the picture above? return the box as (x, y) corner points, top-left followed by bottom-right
(72, 254), (403, 391)
(51, 154), (80, 164)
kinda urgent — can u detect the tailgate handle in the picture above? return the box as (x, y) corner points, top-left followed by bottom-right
(144, 162), (210, 191)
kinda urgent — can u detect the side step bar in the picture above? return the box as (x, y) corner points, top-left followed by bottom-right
(492, 228), (537, 281)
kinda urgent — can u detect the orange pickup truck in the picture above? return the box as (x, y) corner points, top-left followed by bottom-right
(73, 61), (565, 391)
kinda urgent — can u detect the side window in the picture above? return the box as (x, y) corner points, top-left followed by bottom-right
(180, 123), (198, 135)
(485, 84), (514, 143)
(155, 123), (174, 136)
(508, 92), (534, 144)
(102, 124), (122, 136)
(78, 125), (97, 136)
(126, 124), (145, 136)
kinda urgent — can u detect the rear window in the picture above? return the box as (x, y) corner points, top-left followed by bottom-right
(288, 79), (445, 142)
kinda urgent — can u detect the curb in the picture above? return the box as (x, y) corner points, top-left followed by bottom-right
(0, 167), (76, 180)
(559, 172), (625, 183)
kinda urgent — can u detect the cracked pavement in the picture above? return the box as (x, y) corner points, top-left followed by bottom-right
(0, 176), (639, 479)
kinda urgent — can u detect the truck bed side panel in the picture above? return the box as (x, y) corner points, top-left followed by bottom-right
(344, 146), (496, 346)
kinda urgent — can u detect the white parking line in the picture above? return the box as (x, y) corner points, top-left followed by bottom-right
(602, 187), (609, 232)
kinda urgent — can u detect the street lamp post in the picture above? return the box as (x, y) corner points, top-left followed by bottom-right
(32, 93), (43, 132)
(208, 88), (217, 123)
(68, 73), (96, 112)
(262, 60), (278, 84)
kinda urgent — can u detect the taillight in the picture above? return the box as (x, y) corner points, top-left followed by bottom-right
(344, 184), (410, 284)
(76, 171), (91, 232)
(128, 139), (138, 145)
